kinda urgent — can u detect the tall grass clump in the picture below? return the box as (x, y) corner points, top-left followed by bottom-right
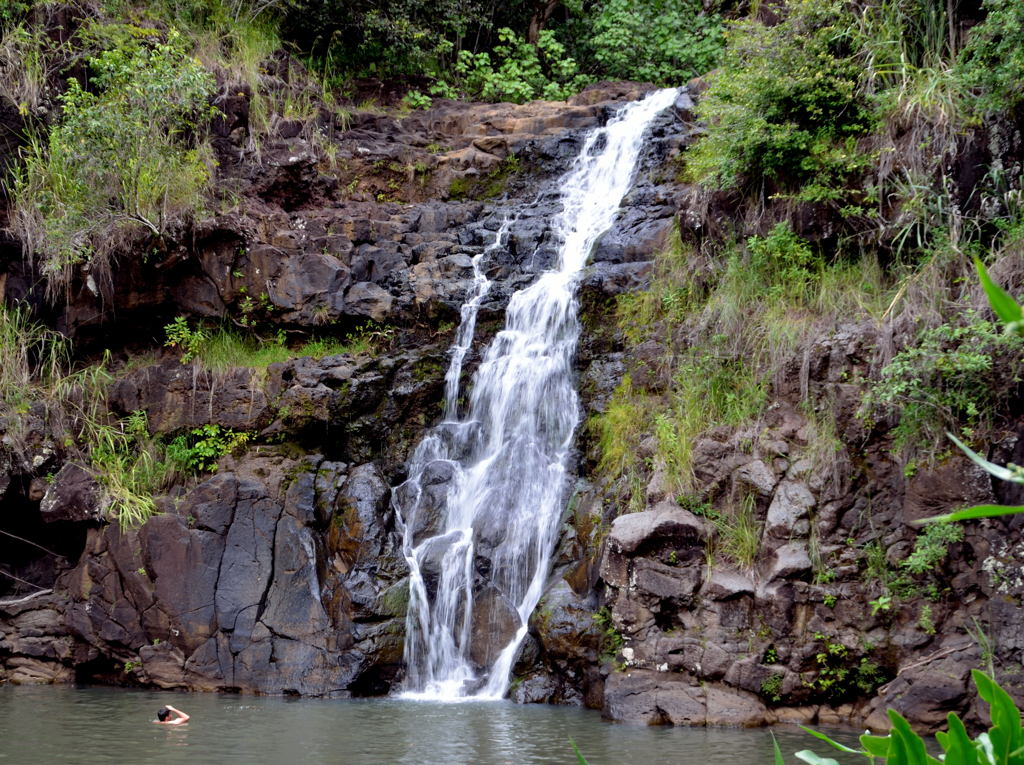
(0, 303), (68, 419)
(0, 22), (60, 115)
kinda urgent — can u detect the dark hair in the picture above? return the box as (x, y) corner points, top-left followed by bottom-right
(157, 707), (171, 722)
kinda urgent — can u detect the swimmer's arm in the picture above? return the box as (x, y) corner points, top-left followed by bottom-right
(166, 705), (190, 724)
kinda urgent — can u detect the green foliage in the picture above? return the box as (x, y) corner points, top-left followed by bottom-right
(282, 0), (491, 80)
(805, 635), (885, 700)
(592, 606), (625, 666)
(796, 670), (1024, 765)
(448, 154), (521, 200)
(13, 24), (216, 286)
(570, 738), (589, 765)
(864, 314), (1024, 457)
(198, 328), (292, 370)
(917, 603), (936, 635)
(761, 672), (784, 703)
(958, 0), (1024, 114)
(572, 0), (723, 85)
(0, 303), (68, 420)
(901, 521), (963, 574)
(163, 319), (391, 371)
(446, 27), (590, 103)
(164, 316), (209, 363)
(686, 0), (873, 192)
(592, 375), (651, 481)
(739, 223), (824, 306)
(88, 410), (168, 529)
(402, 90), (432, 110)
(975, 256), (1024, 334)
(166, 424), (249, 473)
(711, 493), (763, 568)
(0, 0), (31, 29)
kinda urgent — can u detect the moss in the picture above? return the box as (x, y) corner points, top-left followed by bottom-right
(379, 580), (410, 618)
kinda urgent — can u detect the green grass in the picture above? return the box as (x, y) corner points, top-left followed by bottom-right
(715, 493), (762, 569)
(168, 320), (394, 373)
(197, 329), (293, 371)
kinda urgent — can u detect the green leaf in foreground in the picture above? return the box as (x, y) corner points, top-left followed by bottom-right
(975, 256), (1023, 326)
(799, 726), (863, 754)
(569, 738), (589, 765)
(947, 432), (1022, 484)
(913, 432), (1024, 524)
(918, 504), (1024, 524)
(772, 732), (786, 765)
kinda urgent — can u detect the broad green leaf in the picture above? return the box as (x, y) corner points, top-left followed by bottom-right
(947, 432), (1020, 483)
(800, 726), (864, 753)
(973, 670), (1024, 763)
(918, 504), (1024, 524)
(860, 734), (893, 757)
(772, 732), (786, 765)
(975, 256), (1023, 325)
(888, 710), (942, 765)
(795, 751), (841, 765)
(936, 712), (979, 765)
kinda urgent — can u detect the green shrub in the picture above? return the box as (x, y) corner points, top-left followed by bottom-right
(805, 635), (885, 700)
(958, 0), (1024, 114)
(164, 316), (209, 363)
(592, 606), (625, 666)
(447, 27), (590, 103)
(87, 410), (169, 529)
(0, 1), (31, 30)
(685, 0), (873, 192)
(901, 521), (963, 574)
(0, 303), (68, 418)
(863, 313), (1024, 456)
(166, 424), (250, 473)
(13, 24), (216, 287)
(738, 222), (824, 306)
(574, 0), (723, 85)
(761, 672), (784, 703)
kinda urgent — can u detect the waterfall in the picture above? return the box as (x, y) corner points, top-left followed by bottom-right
(395, 88), (678, 700)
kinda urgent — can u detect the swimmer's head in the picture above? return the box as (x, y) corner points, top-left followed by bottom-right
(157, 707), (171, 722)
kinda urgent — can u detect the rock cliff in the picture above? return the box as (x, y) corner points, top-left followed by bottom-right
(1, 78), (1022, 735)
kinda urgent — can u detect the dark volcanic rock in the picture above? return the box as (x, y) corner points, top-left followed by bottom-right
(55, 452), (405, 696)
(39, 464), (101, 523)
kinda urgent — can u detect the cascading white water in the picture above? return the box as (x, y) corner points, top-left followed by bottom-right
(395, 88), (678, 701)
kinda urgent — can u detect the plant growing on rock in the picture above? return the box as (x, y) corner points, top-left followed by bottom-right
(863, 313), (1024, 459)
(761, 671), (784, 703)
(13, 23), (216, 294)
(592, 606), (625, 667)
(164, 316), (209, 363)
(166, 424), (250, 474)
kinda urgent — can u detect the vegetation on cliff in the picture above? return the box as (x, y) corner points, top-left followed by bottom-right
(1, 0), (1024, 729)
(579, 0), (1024, 725)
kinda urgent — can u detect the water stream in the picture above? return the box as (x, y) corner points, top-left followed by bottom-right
(394, 89), (679, 699)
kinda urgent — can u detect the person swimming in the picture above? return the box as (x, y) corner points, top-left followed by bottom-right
(154, 705), (190, 725)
